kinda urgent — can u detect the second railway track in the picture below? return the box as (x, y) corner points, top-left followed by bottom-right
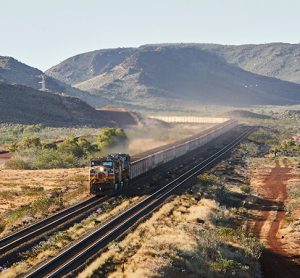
(25, 127), (253, 278)
(0, 196), (109, 264)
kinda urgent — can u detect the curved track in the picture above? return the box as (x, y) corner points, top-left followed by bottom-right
(25, 128), (253, 278)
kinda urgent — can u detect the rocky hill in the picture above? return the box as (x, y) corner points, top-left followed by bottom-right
(46, 43), (300, 85)
(74, 46), (300, 107)
(46, 48), (136, 85)
(221, 110), (272, 119)
(0, 56), (105, 107)
(45, 44), (300, 109)
(198, 43), (300, 84)
(0, 82), (114, 127)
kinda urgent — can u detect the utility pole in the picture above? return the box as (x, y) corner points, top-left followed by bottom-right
(38, 74), (47, 91)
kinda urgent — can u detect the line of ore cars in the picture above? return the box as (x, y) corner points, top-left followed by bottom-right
(89, 120), (237, 196)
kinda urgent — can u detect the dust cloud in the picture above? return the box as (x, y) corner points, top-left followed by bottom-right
(125, 124), (213, 155)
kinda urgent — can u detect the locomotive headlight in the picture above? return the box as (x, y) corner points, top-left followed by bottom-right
(99, 166), (104, 172)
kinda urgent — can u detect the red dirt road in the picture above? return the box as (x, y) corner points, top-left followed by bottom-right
(253, 159), (300, 278)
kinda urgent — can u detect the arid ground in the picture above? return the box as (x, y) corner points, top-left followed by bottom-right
(249, 157), (300, 278)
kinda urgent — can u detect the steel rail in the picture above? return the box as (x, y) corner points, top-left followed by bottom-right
(0, 196), (108, 255)
(26, 127), (253, 278)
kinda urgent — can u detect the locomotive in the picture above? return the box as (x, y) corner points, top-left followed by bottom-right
(90, 153), (130, 196)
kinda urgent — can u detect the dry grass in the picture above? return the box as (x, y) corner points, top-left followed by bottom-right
(79, 192), (261, 278)
(0, 167), (89, 236)
(78, 199), (188, 278)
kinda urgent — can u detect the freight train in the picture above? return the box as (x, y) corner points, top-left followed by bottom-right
(90, 119), (238, 196)
(90, 153), (131, 196)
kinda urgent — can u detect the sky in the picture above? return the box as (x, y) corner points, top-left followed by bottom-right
(0, 0), (299, 70)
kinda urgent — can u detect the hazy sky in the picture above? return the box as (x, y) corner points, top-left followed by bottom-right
(1, 0), (299, 70)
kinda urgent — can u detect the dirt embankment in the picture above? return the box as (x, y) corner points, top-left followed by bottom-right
(249, 159), (300, 278)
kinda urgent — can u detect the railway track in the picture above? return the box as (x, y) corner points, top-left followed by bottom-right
(0, 143), (178, 259)
(0, 196), (109, 263)
(0, 126), (236, 267)
(25, 127), (253, 278)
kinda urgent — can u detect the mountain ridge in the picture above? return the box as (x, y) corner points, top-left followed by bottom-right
(46, 42), (300, 85)
(73, 45), (300, 107)
(44, 43), (300, 109)
(2, 43), (300, 111)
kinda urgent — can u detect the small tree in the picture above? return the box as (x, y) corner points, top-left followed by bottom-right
(77, 138), (99, 154)
(23, 124), (45, 134)
(96, 128), (128, 150)
(57, 137), (84, 158)
(17, 136), (42, 150)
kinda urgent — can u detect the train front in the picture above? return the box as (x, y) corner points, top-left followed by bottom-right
(90, 158), (115, 195)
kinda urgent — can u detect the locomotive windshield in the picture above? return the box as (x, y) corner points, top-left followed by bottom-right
(91, 161), (113, 167)
(102, 161), (113, 167)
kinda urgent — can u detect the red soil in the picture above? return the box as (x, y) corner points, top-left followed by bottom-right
(253, 160), (300, 278)
(0, 152), (11, 159)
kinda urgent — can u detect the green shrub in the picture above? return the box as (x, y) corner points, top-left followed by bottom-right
(11, 136), (42, 151)
(57, 137), (98, 158)
(23, 124), (45, 134)
(73, 223), (84, 230)
(217, 227), (236, 241)
(239, 142), (260, 156)
(42, 142), (57, 150)
(197, 173), (220, 186)
(209, 258), (245, 273)
(50, 231), (73, 245)
(32, 149), (80, 169)
(284, 216), (296, 224)
(240, 233), (263, 259)
(96, 128), (128, 150)
(240, 185), (251, 194)
(77, 138), (99, 153)
(248, 128), (279, 146)
(5, 157), (31, 169)
(57, 137), (84, 158)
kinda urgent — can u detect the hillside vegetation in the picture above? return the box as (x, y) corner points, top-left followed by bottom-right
(5, 127), (127, 169)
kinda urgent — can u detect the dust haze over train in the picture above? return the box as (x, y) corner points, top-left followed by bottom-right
(89, 120), (237, 196)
